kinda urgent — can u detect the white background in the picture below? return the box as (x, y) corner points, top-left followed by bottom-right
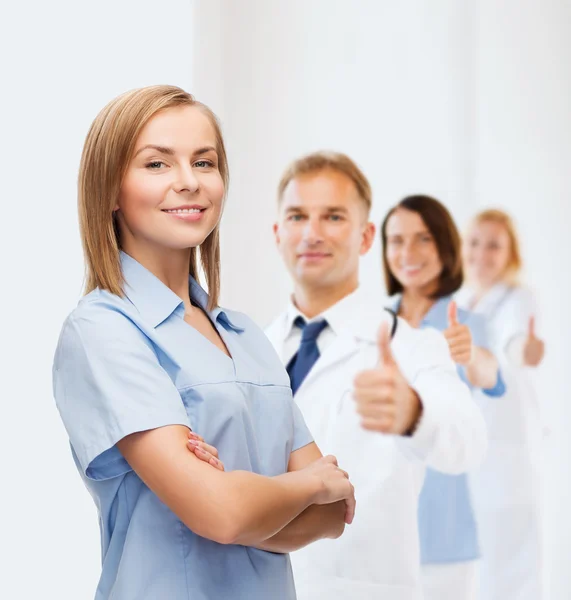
(1, 1), (570, 598)
(0, 1), (194, 597)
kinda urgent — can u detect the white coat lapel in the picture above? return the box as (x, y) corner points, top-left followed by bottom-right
(466, 283), (513, 315)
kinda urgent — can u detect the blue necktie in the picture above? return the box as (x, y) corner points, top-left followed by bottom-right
(287, 316), (328, 395)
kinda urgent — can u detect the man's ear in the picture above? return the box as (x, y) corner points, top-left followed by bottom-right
(273, 222), (280, 245)
(360, 222), (376, 256)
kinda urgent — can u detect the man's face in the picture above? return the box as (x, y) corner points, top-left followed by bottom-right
(274, 169), (375, 291)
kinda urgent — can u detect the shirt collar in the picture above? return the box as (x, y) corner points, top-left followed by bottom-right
(284, 287), (375, 340)
(422, 296), (451, 327)
(284, 299), (304, 336)
(459, 282), (511, 314)
(120, 251), (243, 332)
(321, 289), (363, 336)
(387, 293), (451, 327)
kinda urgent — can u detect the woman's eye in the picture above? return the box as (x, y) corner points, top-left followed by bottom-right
(421, 236), (432, 243)
(145, 161), (166, 169)
(194, 160), (214, 168)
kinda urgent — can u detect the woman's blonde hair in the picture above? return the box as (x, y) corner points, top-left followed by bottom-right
(467, 209), (522, 284)
(78, 84), (228, 309)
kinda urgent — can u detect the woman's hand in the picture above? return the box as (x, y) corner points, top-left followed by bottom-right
(443, 301), (473, 365)
(523, 316), (545, 367)
(186, 431), (224, 471)
(299, 455), (356, 524)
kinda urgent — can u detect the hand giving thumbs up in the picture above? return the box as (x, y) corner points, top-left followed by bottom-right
(523, 316), (545, 367)
(443, 301), (473, 365)
(353, 321), (422, 435)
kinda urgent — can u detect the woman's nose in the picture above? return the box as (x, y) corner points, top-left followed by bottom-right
(173, 166), (200, 194)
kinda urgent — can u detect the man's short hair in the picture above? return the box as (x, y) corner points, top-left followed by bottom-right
(277, 151), (372, 214)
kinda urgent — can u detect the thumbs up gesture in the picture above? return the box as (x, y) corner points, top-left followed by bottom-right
(353, 321), (422, 435)
(443, 301), (473, 365)
(523, 316), (545, 367)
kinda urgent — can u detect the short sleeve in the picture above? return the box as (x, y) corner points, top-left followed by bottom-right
(53, 307), (190, 481)
(291, 399), (314, 452)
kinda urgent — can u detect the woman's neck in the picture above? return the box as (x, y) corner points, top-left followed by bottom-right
(398, 287), (437, 328)
(466, 278), (504, 308)
(123, 242), (193, 307)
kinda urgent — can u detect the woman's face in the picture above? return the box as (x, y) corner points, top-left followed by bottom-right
(385, 208), (443, 295)
(463, 220), (512, 287)
(116, 105), (225, 255)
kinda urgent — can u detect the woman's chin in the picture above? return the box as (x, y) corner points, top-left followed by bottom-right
(472, 273), (501, 288)
(399, 274), (432, 290)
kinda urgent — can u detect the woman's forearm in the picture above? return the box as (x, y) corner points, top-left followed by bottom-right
(252, 501), (346, 553)
(219, 469), (321, 545)
(465, 346), (499, 389)
(117, 426), (321, 546)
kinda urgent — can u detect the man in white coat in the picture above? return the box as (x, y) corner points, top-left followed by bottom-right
(265, 151), (488, 600)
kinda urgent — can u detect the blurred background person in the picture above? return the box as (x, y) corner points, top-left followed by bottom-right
(457, 209), (546, 600)
(381, 195), (505, 600)
(266, 154), (487, 600)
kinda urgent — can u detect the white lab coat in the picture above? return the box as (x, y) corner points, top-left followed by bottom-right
(456, 283), (545, 600)
(265, 294), (487, 600)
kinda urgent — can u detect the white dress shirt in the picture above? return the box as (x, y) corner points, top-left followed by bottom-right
(282, 289), (364, 366)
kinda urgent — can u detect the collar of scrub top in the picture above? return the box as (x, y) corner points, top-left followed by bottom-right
(285, 287), (393, 344)
(388, 293), (455, 327)
(119, 250), (245, 332)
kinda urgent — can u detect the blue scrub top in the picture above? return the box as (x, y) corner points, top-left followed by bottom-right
(53, 252), (313, 600)
(389, 295), (505, 564)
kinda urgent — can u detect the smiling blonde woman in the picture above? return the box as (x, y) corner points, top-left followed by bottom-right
(457, 209), (546, 600)
(52, 85), (355, 600)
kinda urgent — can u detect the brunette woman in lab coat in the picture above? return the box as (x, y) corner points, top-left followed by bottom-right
(382, 195), (505, 600)
(456, 209), (546, 600)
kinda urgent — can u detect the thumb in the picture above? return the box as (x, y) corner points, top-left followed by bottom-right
(377, 321), (395, 368)
(528, 316), (536, 339)
(447, 300), (459, 327)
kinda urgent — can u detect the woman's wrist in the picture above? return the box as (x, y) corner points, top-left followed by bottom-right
(274, 469), (323, 506)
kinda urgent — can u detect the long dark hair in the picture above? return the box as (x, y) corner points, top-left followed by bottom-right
(381, 195), (463, 298)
